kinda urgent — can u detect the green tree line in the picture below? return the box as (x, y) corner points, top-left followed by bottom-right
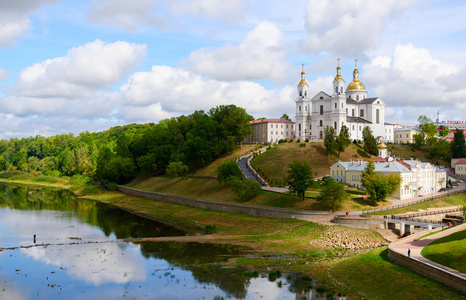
(0, 105), (253, 184)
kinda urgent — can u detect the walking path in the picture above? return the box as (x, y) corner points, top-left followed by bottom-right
(237, 155), (265, 186)
(390, 223), (466, 288)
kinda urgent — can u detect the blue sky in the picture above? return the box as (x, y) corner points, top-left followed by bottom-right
(0, 0), (466, 138)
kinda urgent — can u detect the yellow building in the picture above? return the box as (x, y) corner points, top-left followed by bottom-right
(394, 126), (421, 144)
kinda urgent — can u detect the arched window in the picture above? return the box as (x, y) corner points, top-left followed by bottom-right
(346, 108), (348, 115)
(376, 109), (380, 124)
(334, 122), (337, 129)
(341, 103), (343, 108)
(304, 91), (307, 97)
(341, 87), (343, 93)
(320, 105), (323, 115)
(360, 109), (364, 117)
(356, 95), (359, 101)
(320, 131), (323, 139)
(319, 120), (323, 126)
(299, 124), (301, 131)
(305, 106), (307, 111)
(335, 86), (338, 93)
(334, 103), (337, 109)
(352, 109), (354, 116)
(299, 106), (301, 111)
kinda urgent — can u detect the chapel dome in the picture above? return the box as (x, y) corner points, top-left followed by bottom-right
(346, 79), (366, 90)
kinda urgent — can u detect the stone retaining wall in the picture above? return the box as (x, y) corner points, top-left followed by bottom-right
(333, 216), (385, 229)
(388, 232), (466, 294)
(118, 185), (331, 219)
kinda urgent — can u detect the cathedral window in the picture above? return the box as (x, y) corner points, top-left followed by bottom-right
(319, 120), (323, 126)
(320, 96), (323, 100)
(341, 87), (343, 94)
(305, 106), (308, 111)
(352, 109), (354, 116)
(305, 91), (307, 97)
(335, 86), (338, 94)
(299, 124), (301, 131)
(352, 125), (354, 130)
(335, 103), (337, 109)
(376, 109), (380, 124)
(299, 106), (301, 111)
(334, 122), (337, 129)
(341, 103), (343, 108)
(320, 105), (323, 115)
(346, 108), (348, 115)
(310, 125), (312, 129)
(360, 109), (364, 117)
(271, 125), (273, 128)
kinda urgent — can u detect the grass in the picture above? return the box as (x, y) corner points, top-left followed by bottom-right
(366, 193), (466, 215)
(319, 247), (465, 299)
(421, 228), (466, 273)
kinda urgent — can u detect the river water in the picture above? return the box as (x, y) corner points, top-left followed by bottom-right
(0, 184), (342, 299)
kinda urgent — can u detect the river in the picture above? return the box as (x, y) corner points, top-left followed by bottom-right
(0, 183), (344, 299)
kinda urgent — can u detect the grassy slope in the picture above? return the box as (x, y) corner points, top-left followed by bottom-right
(367, 193), (466, 215)
(421, 228), (466, 273)
(320, 247), (464, 299)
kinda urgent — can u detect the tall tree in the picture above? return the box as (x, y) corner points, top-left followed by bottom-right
(451, 129), (466, 158)
(323, 126), (336, 155)
(336, 125), (351, 157)
(417, 115), (438, 146)
(280, 114), (291, 121)
(362, 126), (378, 156)
(287, 160), (313, 200)
(316, 179), (347, 210)
(361, 160), (401, 205)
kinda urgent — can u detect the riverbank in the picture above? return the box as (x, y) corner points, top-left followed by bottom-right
(0, 180), (464, 298)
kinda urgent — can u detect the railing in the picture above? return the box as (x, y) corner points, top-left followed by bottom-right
(388, 208), (462, 220)
(362, 187), (466, 215)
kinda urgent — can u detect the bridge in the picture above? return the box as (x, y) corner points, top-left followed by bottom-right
(384, 219), (445, 236)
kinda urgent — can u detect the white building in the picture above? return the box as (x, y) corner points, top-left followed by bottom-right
(245, 118), (295, 144)
(330, 158), (446, 200)
(295, 61), (394, 143)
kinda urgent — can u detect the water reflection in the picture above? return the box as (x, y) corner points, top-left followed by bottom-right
(0, 184), (345, 299)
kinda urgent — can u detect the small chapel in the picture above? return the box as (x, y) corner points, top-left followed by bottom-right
(295, 60), (394, 143)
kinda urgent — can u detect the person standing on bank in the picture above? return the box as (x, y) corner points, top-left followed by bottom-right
(408, 249), (411, 257)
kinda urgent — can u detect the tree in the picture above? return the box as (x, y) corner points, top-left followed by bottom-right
(336, 125), (351, 157)
(228, 178), (261, 202)
(362, 126), (378, 156)
(323, 126), (336, 155)
(451, 129), (466, 158)
(317, 180), (347, 210)
(413, 133), (425, 148)
(439, 128), (451, 137)
(287, 160), (313, 200)
(418, 115), (438, 146)
(217, 159), (243, 183)
(361, 161), (401, 205)
(280, 114), (291, 121)
(166, 161), (189, 179)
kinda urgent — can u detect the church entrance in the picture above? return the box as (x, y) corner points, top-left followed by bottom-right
(319, 131), (323, 139)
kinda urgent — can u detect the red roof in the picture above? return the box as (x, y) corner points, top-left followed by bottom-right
(455, 158), (466, 165)
(250, 118), (295, 124)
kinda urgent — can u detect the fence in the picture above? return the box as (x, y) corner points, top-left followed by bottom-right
(387, 208), (462, 221)
(362, 187), (466, 215)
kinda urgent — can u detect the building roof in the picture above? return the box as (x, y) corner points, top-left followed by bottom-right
(333, 160), (411, 173)
(347, 116), (372, 124)
(455, 158), (466, 165)
(346, 97), (380, 105)
(249, 118), (295, 125)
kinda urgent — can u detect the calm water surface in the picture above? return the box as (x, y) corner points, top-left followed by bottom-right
(0, 184), (341, 299)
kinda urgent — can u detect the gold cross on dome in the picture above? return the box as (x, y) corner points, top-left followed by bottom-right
(355, 58), (358, 68)
(337, 58), (340, 66)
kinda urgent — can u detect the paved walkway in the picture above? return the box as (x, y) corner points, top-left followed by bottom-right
(237, 155), (265, 186)
(391, 223), (466, 279)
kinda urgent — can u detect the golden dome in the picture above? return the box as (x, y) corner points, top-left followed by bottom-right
(347, 79), (366, 90)
(299, 78), (308, 86)
(378, 142), (387, 149)
(334, 74), (343, 82)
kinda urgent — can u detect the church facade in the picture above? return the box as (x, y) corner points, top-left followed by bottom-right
(295, 61), (394, 143)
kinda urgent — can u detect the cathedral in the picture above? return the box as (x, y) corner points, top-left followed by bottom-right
(295, 60), (394, 143)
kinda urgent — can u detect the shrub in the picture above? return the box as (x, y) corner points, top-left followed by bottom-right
(217, 159), (243, 183)
(268, 270), (282, 281)
(204, 225), (217, 234)
(296, 139), (301, 143)
(305, 138), (309, 142)
(228, 178), (261, 202)
(69, 174), (92, 186)
(34, 175), (58, 183)
(299, 143), (306, 148)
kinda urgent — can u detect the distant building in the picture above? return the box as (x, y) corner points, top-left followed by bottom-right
(330, 144), (446, 199)
(294, 60), (394, 143)
(394, 126), (421, 145)
(245, 118), (295, 144)
(452, 158), (466, 176)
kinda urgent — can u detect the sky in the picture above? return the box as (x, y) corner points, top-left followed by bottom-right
(1, 0), (466, 139)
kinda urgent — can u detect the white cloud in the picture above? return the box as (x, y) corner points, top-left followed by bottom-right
(87, 0), (246, 31)
(301, 0), (420, 54)
(0, 67), (7, 81)
(361, 43), (466, 124)
(182, 21), (289, 81)
(0, 0), (60, 47)
(119, 65), (294, 121)
(7, 40), (146, 100)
